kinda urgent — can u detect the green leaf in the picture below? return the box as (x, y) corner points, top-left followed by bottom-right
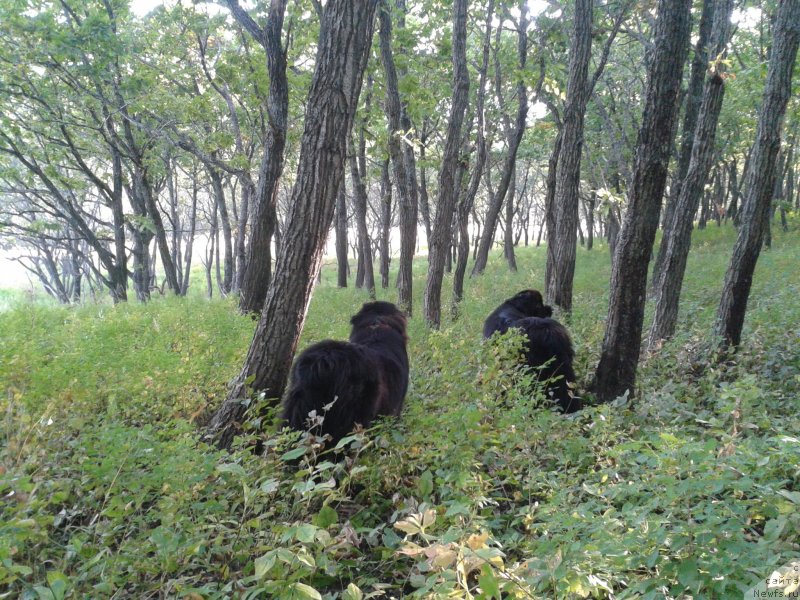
(677, 559), (698, 589)
(254, 552), (276, 579)
(478, 564), (501, 599)
(288, 582), (321, 600)
(281, 446), (307, 461)
(294, 524), (318, 544)
(417, 469), (434, 498)
(313, 505), (338, 528)
(216, 462), (247, 477)
(341, 583), (363, 600)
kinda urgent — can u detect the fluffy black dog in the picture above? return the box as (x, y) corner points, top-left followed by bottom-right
(483, 290), (581, 413)
(282, 301), (409, 444)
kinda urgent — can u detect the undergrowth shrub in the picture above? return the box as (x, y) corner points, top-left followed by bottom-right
(2, 225), (799, 598)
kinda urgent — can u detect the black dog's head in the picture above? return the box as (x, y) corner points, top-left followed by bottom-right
(350, 301), (408, 340)
(507, 289), (553, 318)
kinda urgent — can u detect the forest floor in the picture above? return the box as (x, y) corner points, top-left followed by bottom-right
(1, 223), (799, 599)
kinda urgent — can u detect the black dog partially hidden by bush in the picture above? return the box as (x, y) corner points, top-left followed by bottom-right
(483, 290), (581, 413)
(282, 301), (409, 444)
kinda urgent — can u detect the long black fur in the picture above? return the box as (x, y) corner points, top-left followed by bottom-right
(483, 290), (581, 413)
(282, 301), (409, 444)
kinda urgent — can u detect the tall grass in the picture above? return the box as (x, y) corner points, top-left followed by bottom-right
(1, 223), (798, 599)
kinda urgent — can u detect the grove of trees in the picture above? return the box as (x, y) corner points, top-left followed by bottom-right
(1, 0), (799, 443)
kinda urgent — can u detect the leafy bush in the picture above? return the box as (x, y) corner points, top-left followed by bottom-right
(2, 225), (799, 598)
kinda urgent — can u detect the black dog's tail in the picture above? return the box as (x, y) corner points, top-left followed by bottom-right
(282, 340), (380, 444)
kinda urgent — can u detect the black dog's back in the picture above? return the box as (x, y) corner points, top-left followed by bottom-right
(282, 301), (409, 444)
(514, 317), (581, 413)
(483, 290), (580, 413)
(282, 340), (381, 442)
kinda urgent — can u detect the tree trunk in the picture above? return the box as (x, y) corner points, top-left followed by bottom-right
(470, 0), (529, 277)
(652, 0), (715, 286)
(349, 142), (376, 298)
(648, 0), (734, 348)
(544, 0), (592, 311)
(504, 164), (518, 271)
(182, 175), (199, 295)
(206, 0), (378, 449)
(452, 0), (493, 311)
(379, 158), (392, 288)
(235, 0), (289, 314)
(592, 0), (692, 403)
(379, 0), (418, 315)
(209, 167), (234, 294)
(422, 0), (469, 328)
(715, 0), (800, 347)
(335, 183), (349, 287)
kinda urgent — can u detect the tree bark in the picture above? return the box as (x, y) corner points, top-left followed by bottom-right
(452, 0), (494, 310)
(422, 0), (469, 328)
(379, 158), (392, 288)
(235, 0), (289, 314)
(714, 0), (800, 349)
(544, 0), (592, 311)
(335, 183), (349, 287)
(652, 0), (715, 287)
(378, 0), (418, 315)
(504, 164), (518, 271)
(592, 0), (692, 402)
(648, 0), (734, 348)
(470, 1), (530, 277)
(349, 142), (376, 298)
(209, 167), (234, 294)
(206, 0), (378, 449)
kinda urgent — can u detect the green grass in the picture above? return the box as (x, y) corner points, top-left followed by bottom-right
(1, 223), (799, 599)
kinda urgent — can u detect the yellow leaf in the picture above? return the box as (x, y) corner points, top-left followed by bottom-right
(467, 531), (489, 550)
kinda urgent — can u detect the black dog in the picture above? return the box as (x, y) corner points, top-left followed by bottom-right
(483, 290), (581, 413)
(282, 301), (409, 444)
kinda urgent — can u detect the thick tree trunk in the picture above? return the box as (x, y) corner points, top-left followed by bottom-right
(653, 0), (715, 286)
(648, 0), (734, 348)
(235, 0), (289, 314)
(544, 0), (592, 311)
(335, 184), (349, 287)
(422, 0), (469, 328)
(379, 0), (418, 315)
(592, 0), (692, 402)
(715, 0), (800, 348)
(206, 0), (377, 449)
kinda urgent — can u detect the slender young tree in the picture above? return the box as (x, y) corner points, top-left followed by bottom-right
(543, 0), (629, 307)
(349, 142), (376, 298)
(452, 0), (494, 311)
(422, 0), (469, 328)
(543, 0), (592, 311)
(470, 1), (530, 277)
(651, 0), (715, 287)
(714, 0), (800, 349)
(234, 0), (290, 314)
(205, 0), (378, 449)
(648, 0), (734, 348)
(379, 158), (393, 289)
(378, 0), (418, 315)
(592, 0), (692, 403)
(335, 185), (349, 287)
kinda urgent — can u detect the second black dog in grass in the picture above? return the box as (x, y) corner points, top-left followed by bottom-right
(282, 301), (409, 444)
(484, 290), (581, 413)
